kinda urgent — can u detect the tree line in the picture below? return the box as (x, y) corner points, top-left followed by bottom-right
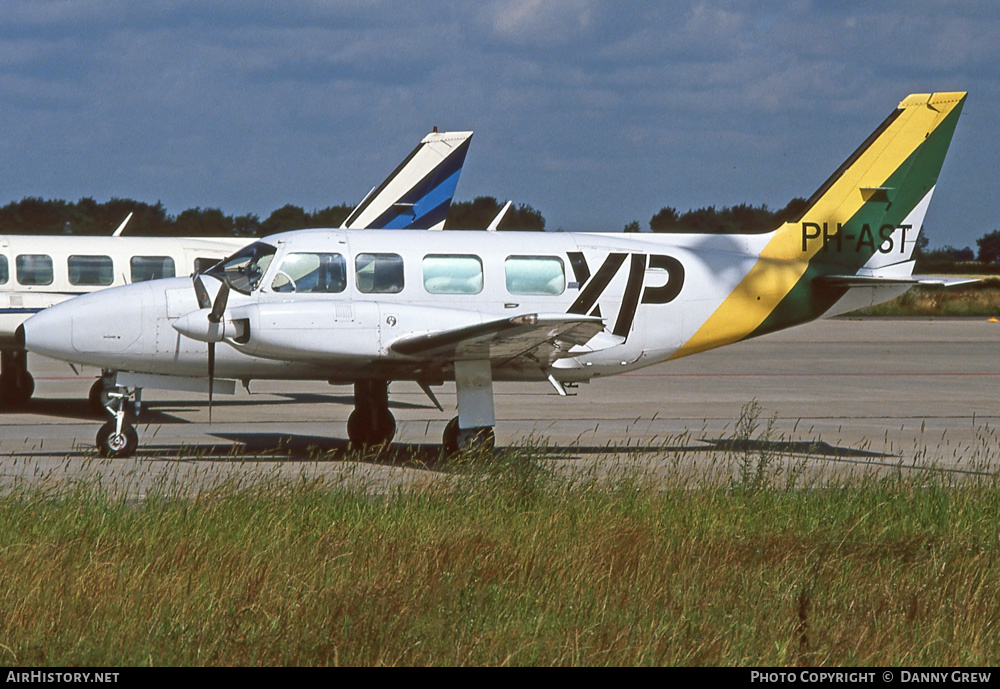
(0, 196), (545, 236)
(1, 195), (993, 272)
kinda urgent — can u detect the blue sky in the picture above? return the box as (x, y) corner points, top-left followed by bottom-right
(1, 1), (996, 249)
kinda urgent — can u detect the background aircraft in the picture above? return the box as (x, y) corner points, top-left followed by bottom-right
(1, 129), (472, 409)
(20, 93), (967, 457)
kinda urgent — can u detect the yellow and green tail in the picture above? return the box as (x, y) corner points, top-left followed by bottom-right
(675, 92), (966, 358)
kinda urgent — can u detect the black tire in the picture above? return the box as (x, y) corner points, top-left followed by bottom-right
(347, 409), (396, 447)
(459, 426), (496, 453)
(442, 416), (461, 456)
(442, 418), (495, 455)
(0, 371), (34, 407)
(88, 379), (112, 415)
(96, 420), (138, 459)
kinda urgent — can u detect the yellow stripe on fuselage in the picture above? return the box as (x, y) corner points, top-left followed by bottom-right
(670, 92), (966, 359)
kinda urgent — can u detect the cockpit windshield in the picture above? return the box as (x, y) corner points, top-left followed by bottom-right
(205, 241), (277, 294)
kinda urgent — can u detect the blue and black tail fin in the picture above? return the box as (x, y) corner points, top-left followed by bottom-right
(341, 130), (473, 230)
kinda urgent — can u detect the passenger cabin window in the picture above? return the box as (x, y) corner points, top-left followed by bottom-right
(0, 256), (8, 284)
(131, 256), (176, 283)
(272, 252), (347, 293)
(422, 255), (483, 295)
(356, 253), (404, 294)
(16, 254), (54, 286)
(68, 255), (113, 286)
(505, 256), (565, 295)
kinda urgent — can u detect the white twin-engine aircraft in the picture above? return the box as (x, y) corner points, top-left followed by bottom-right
(21, 93), (967, 457)
(0, 129), (473, 409)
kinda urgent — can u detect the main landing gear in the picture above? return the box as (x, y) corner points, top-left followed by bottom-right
(442, 417), (496, 455)
(95, 386), (142, 458)
(0, 349), (35, 407)
(347, 361), (499, 456)
(347, 380), (396, 447)
(443, 360), (497, 455)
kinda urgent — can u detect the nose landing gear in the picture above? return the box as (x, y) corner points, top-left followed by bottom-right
(96, 386), (142, 458)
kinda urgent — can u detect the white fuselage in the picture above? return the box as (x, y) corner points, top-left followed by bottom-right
(23, 228), (780, 384)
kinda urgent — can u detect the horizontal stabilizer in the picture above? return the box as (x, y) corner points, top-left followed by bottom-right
(817, 274), (979, 288)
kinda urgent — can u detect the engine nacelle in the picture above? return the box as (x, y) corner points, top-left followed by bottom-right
(228, 301), (383, 361)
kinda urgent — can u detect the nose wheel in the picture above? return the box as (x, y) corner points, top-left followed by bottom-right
(95, 385), (142, 458)
(96, 421), (138, 458)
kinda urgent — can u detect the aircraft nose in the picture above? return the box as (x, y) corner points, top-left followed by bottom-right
(21, 281), (153, 363)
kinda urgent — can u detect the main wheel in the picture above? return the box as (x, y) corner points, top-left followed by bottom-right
(96, 420), (139, 458)
(89, 379), (113, 415)
(0, 371), (34, 407)
(442, 417), (496, 455)
(347, 408), (396, 447)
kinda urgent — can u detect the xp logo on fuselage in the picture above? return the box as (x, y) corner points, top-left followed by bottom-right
(567, 251), (685, 339)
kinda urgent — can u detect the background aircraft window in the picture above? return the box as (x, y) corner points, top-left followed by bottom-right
(68, 255), (114, 286)
(130, 256), (176, 283)
(16, 254), (54, 286)
(206, 242), (275, 293)
(0, 256), (7, 284)
(422, 255), (483, 295)
(271, 252), (347, 293)
(356, 253), (404, 294)
(505, 256), (565, 295)
(194, 257), (221, 274)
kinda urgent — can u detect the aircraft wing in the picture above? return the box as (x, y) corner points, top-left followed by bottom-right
(389, 313), (605, 368)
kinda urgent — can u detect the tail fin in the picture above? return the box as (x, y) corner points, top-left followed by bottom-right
(790, 92), (965, 272)
(673, 92), (965, 355)
(341, 130), (473, 230)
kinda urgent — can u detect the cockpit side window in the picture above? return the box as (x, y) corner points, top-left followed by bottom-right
(0, 256), (8, 285)
(356, 253), (404, 294)
(271, 252), (347, 293)
(207, 242), (277, 294)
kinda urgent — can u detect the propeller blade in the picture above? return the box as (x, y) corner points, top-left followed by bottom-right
(208, 341), (215, 423)
(209, 282), (230, 324)
(193, 274), (212, 309)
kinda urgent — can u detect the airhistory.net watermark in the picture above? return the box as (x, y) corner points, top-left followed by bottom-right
(6, 673), (119, 683)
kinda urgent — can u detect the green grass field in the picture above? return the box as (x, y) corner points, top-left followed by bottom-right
(2, 429), (998, 667)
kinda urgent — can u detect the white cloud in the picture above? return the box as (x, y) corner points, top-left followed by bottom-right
(487, 0), (597, 46)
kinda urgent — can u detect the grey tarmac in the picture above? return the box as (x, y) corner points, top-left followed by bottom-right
(2, 317), (999, 496)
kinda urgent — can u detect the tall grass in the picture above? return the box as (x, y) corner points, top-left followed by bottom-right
(1, 420), (998, 666)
